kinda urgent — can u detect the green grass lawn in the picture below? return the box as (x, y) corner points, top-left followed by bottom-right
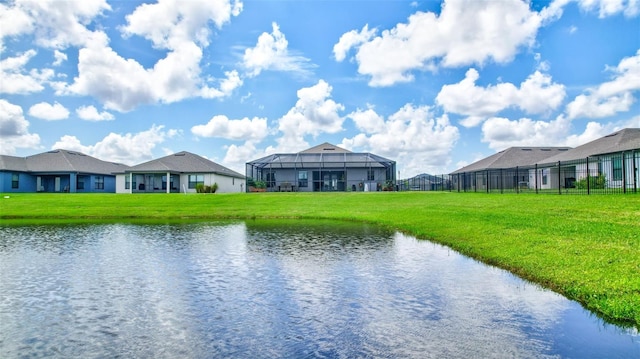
(1, 191), (639, 328)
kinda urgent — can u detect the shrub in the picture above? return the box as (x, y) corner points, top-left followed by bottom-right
(575, 174), (606, 190)
(195, 183), (205, 193)
(212, 183), (218, 193)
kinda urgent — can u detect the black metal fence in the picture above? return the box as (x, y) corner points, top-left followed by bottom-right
(398, 151), (640, 195)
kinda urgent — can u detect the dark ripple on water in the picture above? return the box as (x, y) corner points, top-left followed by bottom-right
(0, 222), (638, 358)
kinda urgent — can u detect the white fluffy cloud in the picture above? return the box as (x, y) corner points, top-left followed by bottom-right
(0, 99), (41, 154)
(52, 124), (179, 165)
(53, 50), (67, 66)
(75, 105), (114, 121)
(576, 0), (640, 18)
(57, 0), (243, 112)
(0, 0), (111, 50)
(481, 116), (572, 150)
(566, 49), (640, 120)
(222, 140), (259, 173)
(121, 0), (242, 50)
(191, 115), (268, 141)
(243, 22), (314, 77)
(335, 0), (544, 86)
(437, 68), (566, 127)
(0, 50), (55, 94)
(0, 2), (33, 51)
(333, 24), (376, 62)
(481, 113), (638, 151)
(267, 80), (345, 153)
(28, 102), (70, 121)
(61, 33), (241, 112)
(342, 104), (459, 176)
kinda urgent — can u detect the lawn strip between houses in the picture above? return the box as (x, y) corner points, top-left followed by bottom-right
(1, 192), (639, 328)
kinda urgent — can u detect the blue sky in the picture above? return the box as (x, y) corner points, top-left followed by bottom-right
(1, 0), (639, 177)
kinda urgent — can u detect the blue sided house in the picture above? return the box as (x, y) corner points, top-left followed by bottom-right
(0, 149), (129, 193)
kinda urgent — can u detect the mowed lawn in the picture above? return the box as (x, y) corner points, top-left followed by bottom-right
(1, 191), (639, 328)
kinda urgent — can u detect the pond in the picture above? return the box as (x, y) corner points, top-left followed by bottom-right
(0, 221), (638, 358)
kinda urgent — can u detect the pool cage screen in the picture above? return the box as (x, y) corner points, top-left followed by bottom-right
(246, 152), (396, 192)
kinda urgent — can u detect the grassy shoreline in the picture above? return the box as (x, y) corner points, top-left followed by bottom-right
(1, 192), (639, 328)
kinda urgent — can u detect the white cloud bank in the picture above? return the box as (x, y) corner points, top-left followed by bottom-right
(52, 124), (180, 165)
(333, 0), (639, 87)
(0, 50), (55, 95)
(191, 115), (268, 142)
(437, 69), (566, 127)
(0, 99), (41, 154)
(0, 0), (245, 112)
(342, 104), (460, 176)
(334, 0), (546, 86)
(565, 49), (640, 120)
(222, 80), (346, 171)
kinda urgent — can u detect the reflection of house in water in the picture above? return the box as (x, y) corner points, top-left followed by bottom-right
(0, 149), (127, 193)
(115, 151), (245, 193)
(246, 143), (396, 192)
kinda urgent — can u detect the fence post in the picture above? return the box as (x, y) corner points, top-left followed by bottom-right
(586, 157), (590, 195)
(622, 151), (627, 194)
(535, 164), (538, 194)
(486, 170), (489, 193)
(634, 150), (638, 193)
(558, 161), (561, 195)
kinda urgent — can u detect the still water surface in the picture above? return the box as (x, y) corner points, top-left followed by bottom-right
(0, 221), (638, 358)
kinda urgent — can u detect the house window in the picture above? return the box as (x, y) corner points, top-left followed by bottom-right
(11, 173), (19, 189)
(298, 171), (308, 188)
(542, 172), (548, 185)
(95, 176), (104, 190)
(77, 177), (85, 190)
(612, 156), (622, 181)
(188, 174), (204, 189)
(125, 176), (130, 189)
(367, 168), (375, 181)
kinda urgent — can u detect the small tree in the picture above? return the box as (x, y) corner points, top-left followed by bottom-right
(211, 182), (219, 193)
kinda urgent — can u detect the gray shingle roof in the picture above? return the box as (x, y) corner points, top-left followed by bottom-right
(451, 147), (571, 174)
(126, 151), (244, 178)
(539, 128), (640, 164)
(1, 150), (129, 175)
(0, 155), (29, 172)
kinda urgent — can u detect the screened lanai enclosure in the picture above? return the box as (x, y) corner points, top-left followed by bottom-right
(246, 144), (396, 192)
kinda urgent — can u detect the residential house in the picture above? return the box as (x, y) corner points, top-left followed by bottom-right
(450, 147), (571, 192)
(399, 173), (450, 191)
(116, 151), (245, 193)
(537, 128), (640, 191)
(0, 149), (127, 193)
(246, 143), (396, 192)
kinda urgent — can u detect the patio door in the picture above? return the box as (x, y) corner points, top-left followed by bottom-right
(55, 177), (61, 192)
